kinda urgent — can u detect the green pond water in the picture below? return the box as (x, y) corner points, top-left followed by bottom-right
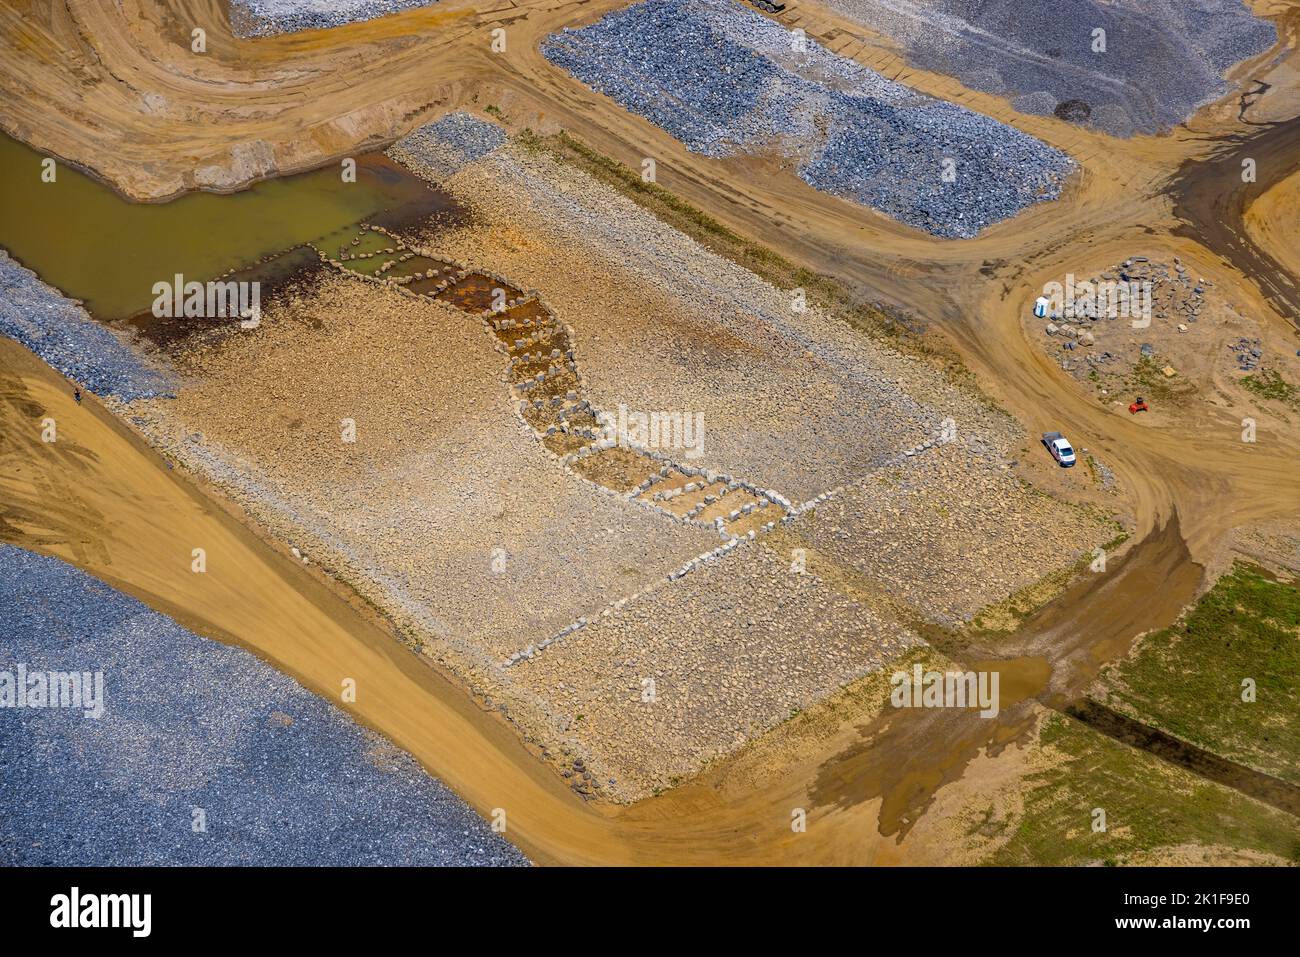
(0, 133), (456, 319)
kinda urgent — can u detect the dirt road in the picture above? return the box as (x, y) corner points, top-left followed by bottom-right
(1172, 115), (1300, 326)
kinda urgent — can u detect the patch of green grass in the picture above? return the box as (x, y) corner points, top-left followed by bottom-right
(1128, 355), (1191, 404)
(1241, 367), (1299, 406)
(1096, 562), (1300, 785)
(992, 712), (1300, 865)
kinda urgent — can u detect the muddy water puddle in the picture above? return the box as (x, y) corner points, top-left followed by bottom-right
(430, 272), (523, 310)
(0, 133), (459, 319)
(118, 246), (325, 352)
(810, 656), (1048, 838)
(810, 518), (1202, 836)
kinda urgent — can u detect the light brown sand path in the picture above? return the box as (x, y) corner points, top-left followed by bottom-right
(1245, 167), (1300, 290)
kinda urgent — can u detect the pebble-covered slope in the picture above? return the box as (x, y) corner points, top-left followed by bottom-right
(389, 112), (509, 181)
(818, 0), (1277, 137)
(382, 118), (1118, 800)
(543, 0), (1075, 238)
(0, 545), (527, 866)
(0, 249), (172, 401)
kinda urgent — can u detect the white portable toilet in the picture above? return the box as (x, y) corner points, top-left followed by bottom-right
(1033, 296), (1050, 318)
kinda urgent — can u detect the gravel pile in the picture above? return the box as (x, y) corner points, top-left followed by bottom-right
(0, 249), (172, 401)
(1228, 336), (1263, 374)
(0, 544), (527, 866)
(389, 112), (508, 182)
(816, 0), (1277, 136)
(229, 0), (438, 38)
(543, 0), (1074, 237)
(1035, 255), (1213, 389)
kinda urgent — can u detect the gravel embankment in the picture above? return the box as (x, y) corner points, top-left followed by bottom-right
(103, 113), (1111, 806)
(816, 0), (1277, 137)
(795, 442), (1117, 627)
(388, 112), (508, 181)
(229, 0), (438, 38)
(543, 0), (1075, 237)
(0, 544), (527, 866)
(0, 249), (172, 401)
(509, 541), (923, 801)
(381, 129), (1100, 799)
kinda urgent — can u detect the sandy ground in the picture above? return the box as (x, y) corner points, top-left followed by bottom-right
(2, 0), (1300, 863)
(1246, 167), (1300, 283)
(1021, 241), (1300, 439)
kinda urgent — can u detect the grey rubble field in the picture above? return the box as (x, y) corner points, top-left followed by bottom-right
(819, 0), (1277, 137)
(229, 0), (437, 38)
(543, 0), (1074, 238)
(0, 545), (526, 867)
(0, 249), (172, 401)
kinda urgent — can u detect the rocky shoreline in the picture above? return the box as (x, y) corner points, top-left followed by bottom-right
(0, 249), (172, 401)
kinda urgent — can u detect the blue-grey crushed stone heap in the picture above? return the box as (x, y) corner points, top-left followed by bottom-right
(229, 0), (439, 39)
(389, 112), (509, 180)
(0, 544), (529, 867)
(542, 0), (1076, 238)
(815, 0), (1278, 137)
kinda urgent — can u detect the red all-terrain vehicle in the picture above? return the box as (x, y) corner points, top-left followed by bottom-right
(1129, 397), (1149, 414)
